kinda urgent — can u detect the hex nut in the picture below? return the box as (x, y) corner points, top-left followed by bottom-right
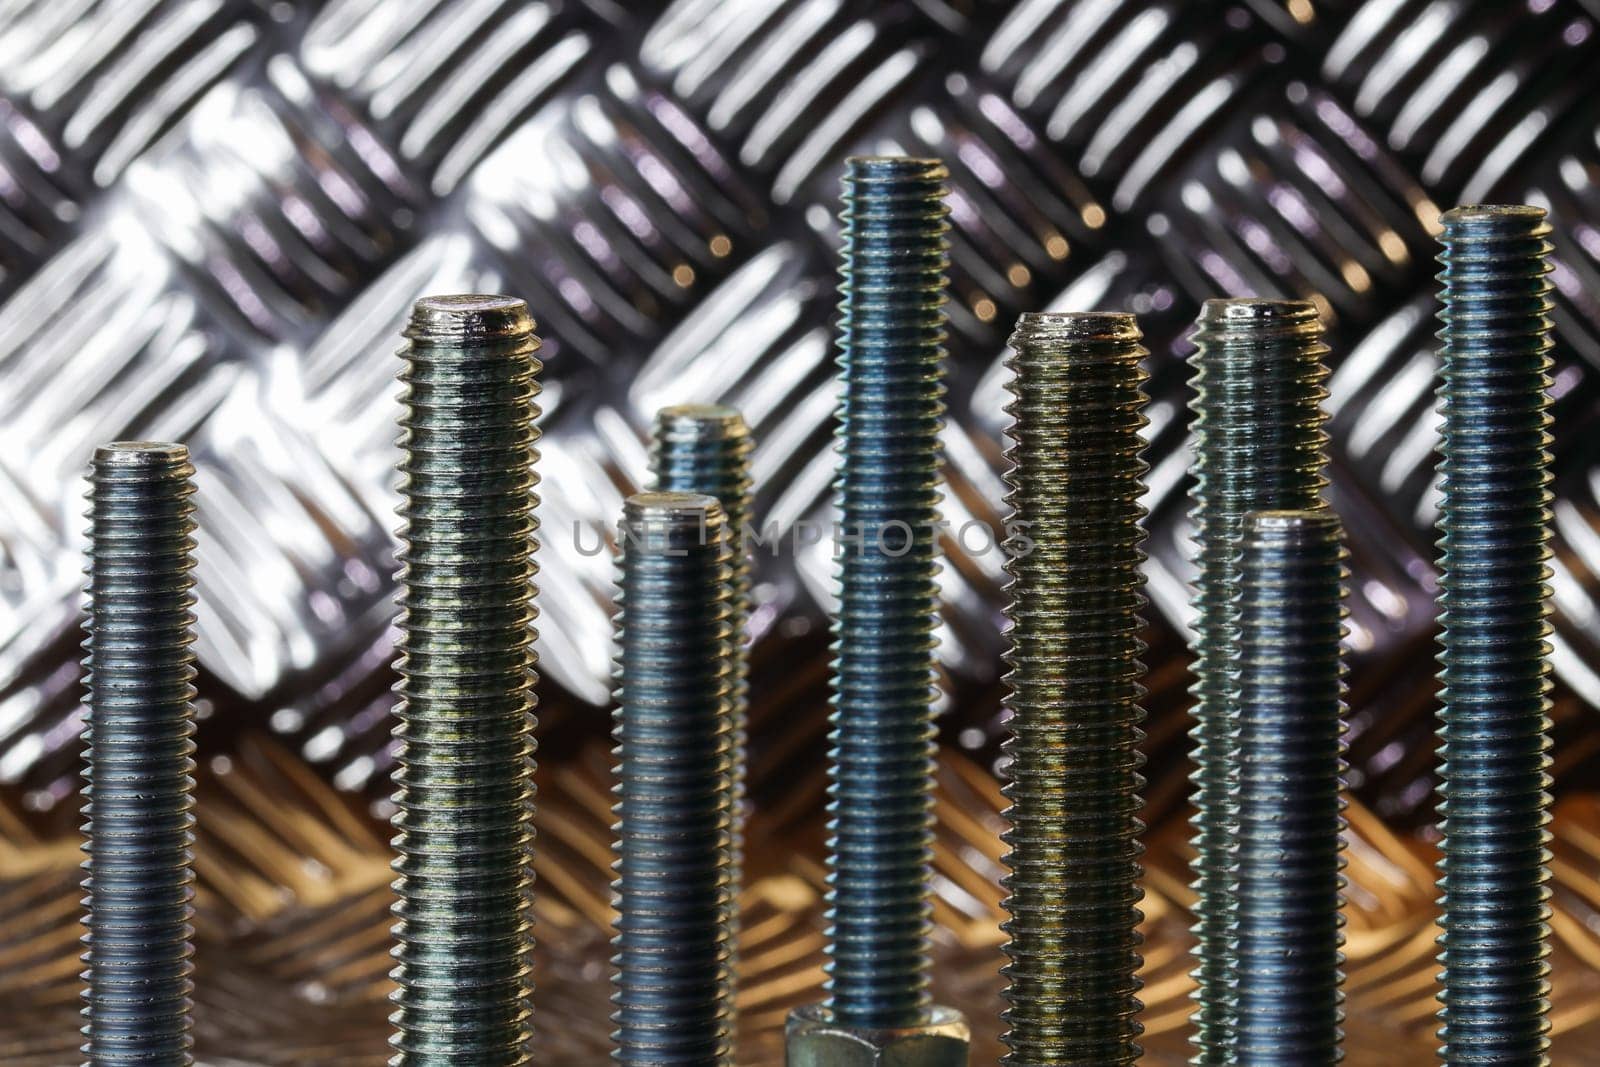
(785, 1004), (970, 1067)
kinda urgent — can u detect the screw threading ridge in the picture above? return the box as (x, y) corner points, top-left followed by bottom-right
(998, 313), (1149, 1066)
(610, 493), (737, 1066)
(826, 155), (949, 1030)
(1434, 205), (1554, 1065)
(81, 442), (198, 1067)
(649, 405), (753, 895)
(391, 295), (541, 1066)
(1186, 298), (1330, 1063)
(1234, 510), (1348, 1066)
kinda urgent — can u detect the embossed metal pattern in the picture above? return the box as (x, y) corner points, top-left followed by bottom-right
(1, 1), (1599, 1063)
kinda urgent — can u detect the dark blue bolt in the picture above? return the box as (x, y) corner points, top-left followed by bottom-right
(998, 312), (1149, 1066)
(610, 491), (737, 1065)
(389, 295), (542, 1065)
(821, 154), (950, 1033)
(649, 404), (753, 896)
(81, 441), (198, 1067)
(1186, 297), (1330, 1063)
(1433, 204), (1555, 1065)
(1233, 509), (1348, 1066)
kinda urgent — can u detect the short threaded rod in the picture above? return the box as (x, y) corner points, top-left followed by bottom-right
(81, 442), (198, 1067)
(825, 155), (950, 1030)
(1234, 510), (1348, 1066)
(1434, 205), (1555, 1065)
(390, 295), (541, 1065)
(649, 404), (753, 893)
(998, 312), (1149, 1066)
(610, 492), (737, 1065)
(1186, 298), (1330, 1062)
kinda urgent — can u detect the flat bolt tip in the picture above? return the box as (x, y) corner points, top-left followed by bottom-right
(1246, 508), (1338, 528)
(406, 294), (536, 343)
(844, 155), (947, 179)
(1013, 310), (1140, 344)
(656, 403), (748, 431)
(414, 293), (525, 313)
(1244, 510), (1342, 549)
(846, 154), (943, 165)
(94, 442), (189, 465)
(1442, 204), (1546, 223)
(1199, 297), (1319, 323)
(626, 490), (722, 517)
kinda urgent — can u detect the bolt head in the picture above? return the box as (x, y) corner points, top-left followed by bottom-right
(785, 1004), (969, 1067)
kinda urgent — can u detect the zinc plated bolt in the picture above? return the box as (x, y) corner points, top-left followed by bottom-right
(818, 154), (954, 1037)
(1186, 297), (1330, 1063)
(997, 312), (1149, 1066)
(81, 442), (198, 1067)
(390, 295), (541, 1066)
(1233, 510), (1347, 1066)
(1433, 204), (1555, 1065)
(649, 404), (753, 892)
(610, 492), (737, 1065)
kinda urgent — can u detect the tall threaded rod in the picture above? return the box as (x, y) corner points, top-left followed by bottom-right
(998, 312), (1149, 1066)
(1186, 298), (1329, 1063)
(390, 295), (541, 1065)
(81, 442), (198, 1067)
(649, 404), (753, 894)
(1434, 205), (1554, 1065)
(826, 155), (949, 1030)
(610, 492), (737, 1065)
(1233, 510), (1347, 1066)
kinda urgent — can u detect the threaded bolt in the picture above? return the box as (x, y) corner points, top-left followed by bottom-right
(1433, 204), (1554, 1065)
(390, 295), (541, 1065)
(824, 155), (949, 1031)
(1186, 297), (1330, 1063)
(648, 404), (753, 891)
(80, 442), (198, 1067)
(998, 312), (1148, 1066)
(1233, 510), (1347, 1066)
(610, 492), (737, 1066)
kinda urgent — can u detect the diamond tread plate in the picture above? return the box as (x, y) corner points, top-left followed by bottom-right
(2, 0), (1600, 1061)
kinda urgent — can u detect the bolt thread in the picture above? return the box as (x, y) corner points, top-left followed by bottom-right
(1433, 205), (1554, 1065)
(610, 493), (737, 1066)
(649, 404), (753, 895)
(825, 155), (949, 1030)
(1186, 298), (1330, 1063)
(80, 442), (198, 1067)
(998, 312), (1149, 1067)
(1233, 510), (1348, 1066)
(390, 295), (541, 1066)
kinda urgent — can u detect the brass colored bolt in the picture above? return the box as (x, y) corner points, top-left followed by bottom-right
(998, 312), (1149, 1066)
(389, 295), (541, 1065)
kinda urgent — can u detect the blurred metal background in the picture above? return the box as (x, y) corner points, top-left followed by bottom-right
(2, 0), (1600, 1062)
